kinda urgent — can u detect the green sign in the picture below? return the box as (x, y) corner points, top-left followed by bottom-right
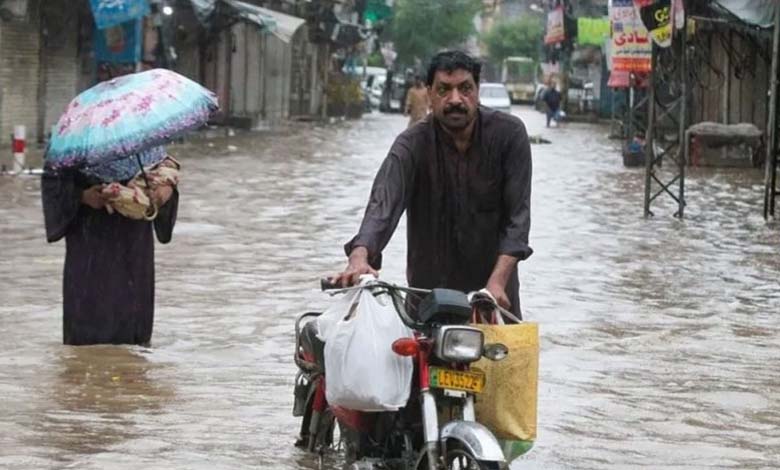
(365, 0), (392, 23)
(577, 17), (610, 46)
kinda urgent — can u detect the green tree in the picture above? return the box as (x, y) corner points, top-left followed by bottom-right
(390, 0), (482, 66)
(482, 16), (544, 64)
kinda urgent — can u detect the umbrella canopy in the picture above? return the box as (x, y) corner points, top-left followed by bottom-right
(45, 69), (218, 170)
(80, 146), (167, 183)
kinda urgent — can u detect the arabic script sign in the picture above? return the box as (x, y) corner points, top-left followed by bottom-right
(610, 0), (651, 72)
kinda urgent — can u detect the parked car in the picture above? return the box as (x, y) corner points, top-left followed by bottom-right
(368, 75), (386, 109)
(479, 82), (512, 114)
(369, 74), (406, 113)
(534, 83), (548, 111)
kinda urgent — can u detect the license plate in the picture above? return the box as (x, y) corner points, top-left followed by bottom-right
(429, 367), (485, 394)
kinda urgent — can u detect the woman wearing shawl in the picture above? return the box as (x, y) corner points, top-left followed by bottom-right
(41, 155), (179, 346)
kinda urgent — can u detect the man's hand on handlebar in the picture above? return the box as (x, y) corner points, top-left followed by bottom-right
(331, 246), (379, 287)
(485, 280), (511, 310)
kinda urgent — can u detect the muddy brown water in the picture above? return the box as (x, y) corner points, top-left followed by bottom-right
(1, 107), (779, 469)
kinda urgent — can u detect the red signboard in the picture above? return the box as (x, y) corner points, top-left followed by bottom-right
(610, 0), (652, 73)
(544, 6), (565, 45)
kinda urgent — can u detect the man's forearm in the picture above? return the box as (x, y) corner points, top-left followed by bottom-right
(487, 254), (519, 289)
(349, 246), (369, 262)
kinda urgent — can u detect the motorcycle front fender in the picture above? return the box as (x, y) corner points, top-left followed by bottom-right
(440, 421), (506, 463)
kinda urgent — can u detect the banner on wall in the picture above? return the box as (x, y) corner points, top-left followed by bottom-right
(607, 70), (649, 88)
(544, 6), (566, 45)
(610, 0), (652, 73)
(577, 17), (611, 46)
(94, 19), (143, 64)
(633, 0), (672, 47)
(89, 0), (150, 30)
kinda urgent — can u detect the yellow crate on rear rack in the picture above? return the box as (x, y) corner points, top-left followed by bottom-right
(473, 322), (539, 458)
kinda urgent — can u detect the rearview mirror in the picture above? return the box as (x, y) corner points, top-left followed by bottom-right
(483, 343), (509, 361)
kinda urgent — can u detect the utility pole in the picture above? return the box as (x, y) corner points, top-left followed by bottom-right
(642, 6), (688, 218)
(763, 2), (780, 219)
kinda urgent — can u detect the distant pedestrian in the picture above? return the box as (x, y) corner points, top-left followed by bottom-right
(543, 81), (562, 128)
(404, 76), (430, 128)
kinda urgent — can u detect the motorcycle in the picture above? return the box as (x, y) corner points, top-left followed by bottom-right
(293, 279), (513, 470)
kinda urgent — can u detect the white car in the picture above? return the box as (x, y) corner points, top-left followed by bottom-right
(369, 76), (386, 109)
(479, 83), (512, 114)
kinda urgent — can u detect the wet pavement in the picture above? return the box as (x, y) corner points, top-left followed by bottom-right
(1, 106), (779, 469)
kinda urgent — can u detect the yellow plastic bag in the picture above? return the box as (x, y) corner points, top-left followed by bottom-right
(473, 322), (539, 442)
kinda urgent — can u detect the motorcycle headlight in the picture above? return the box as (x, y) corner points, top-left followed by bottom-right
(434, 326), (484, 363)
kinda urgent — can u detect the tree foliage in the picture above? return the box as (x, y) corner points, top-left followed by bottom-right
(482, 16), (544, 64)
(390, 0), (482, 66)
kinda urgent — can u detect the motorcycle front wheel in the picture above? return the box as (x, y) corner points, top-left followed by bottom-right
(415, 446), (504, 470)
(445, 448), (503, 470)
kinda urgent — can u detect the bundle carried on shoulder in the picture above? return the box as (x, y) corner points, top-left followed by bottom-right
(102, 156), (180, 220)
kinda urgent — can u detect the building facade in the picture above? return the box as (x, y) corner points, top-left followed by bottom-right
(0, 0), (361, 149)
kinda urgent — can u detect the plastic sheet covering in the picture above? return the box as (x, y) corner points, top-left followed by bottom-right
(189, 0), (217, 25)
(687, 121), (763, 144)
(714, 0), (776, 28)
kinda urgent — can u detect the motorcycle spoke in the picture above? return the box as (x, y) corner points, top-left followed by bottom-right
(447, 449), (482, 470)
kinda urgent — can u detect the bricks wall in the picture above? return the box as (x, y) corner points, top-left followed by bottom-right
(40, 0), (80, 139)
(0, 0), (41, 145)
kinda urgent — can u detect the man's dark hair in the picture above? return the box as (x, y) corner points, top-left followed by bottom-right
(426, 50), (481, 87)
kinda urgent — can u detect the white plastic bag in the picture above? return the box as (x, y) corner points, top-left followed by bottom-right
(316, 286), (361, 342)
(322, 281), (414, 411)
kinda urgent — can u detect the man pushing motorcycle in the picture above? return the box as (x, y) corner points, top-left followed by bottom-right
(332, 50), (533, 315)
(294, 50), (536, 469)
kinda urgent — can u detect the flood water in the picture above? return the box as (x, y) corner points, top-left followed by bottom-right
(1, 107), (779, 469)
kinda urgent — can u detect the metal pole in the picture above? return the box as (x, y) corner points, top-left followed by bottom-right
(764, 3), (780, 219)
(722, 31), (730, 124)
(644, 46), (656, 218)
(629, 84), (635, 141)
(321, 43), (330, 120)
(677, 16), (688, 218)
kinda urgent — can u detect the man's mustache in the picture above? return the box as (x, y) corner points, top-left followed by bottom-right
(444, 105), (468, 114)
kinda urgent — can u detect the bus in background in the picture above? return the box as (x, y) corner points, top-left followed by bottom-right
(501, 56), (536, 104)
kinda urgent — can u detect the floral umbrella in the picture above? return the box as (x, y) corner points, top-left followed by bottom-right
(44, 68), (218, 172)
(79, 145), (167, 183)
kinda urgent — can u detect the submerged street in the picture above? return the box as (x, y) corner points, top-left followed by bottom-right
(1, 107), (779, 469)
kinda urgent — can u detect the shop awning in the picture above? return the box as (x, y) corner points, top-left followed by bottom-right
(712, 0), (775, 28)
(189, 0), (306, 42)
(220, 0), (277, 30)
(231, 3), (306, 43)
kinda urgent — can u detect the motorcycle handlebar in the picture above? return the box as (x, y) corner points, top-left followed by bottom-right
(320, 277), (341, 291)
(319, 277), (428, 330)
